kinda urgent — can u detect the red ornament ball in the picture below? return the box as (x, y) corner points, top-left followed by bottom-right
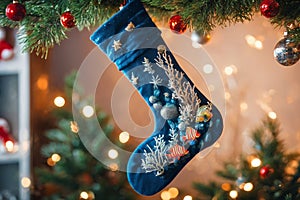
(5, 1), (26, 21)
(0, 41), (13, 61)
(60, 11), (76, 28)
(260, 165), (273, 178)
(260, 0), (280, 18)
(169, 15), (187, 34)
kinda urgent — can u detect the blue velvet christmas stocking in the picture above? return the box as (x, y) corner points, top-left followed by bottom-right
(90, 0), (223, 196)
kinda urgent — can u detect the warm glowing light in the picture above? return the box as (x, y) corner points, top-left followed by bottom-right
(70, 121), (79, 133)
(214, 142), (221, 148)
(245, 34), (256, 46)
(21, 177), (31, 188)
(203, 64), (214, 74)
(109, 163), (119, 172)
(183, 195), (193, 200)
(245, 35), (263, 50)
(221, 183), (231, 191)
(51, 153), (61, 162)
(240, 102), (248, 112)
(47, 158), (56, 167)
(251, 158), (262, 167)
(54, 96), (65, 107)
(82, 105), (95, 118)
(36, 75), (48, 90)
(160, 191), (171, 200)
(225, 92), (231, 100)
(5, 140), (14, 152)
(268, 111), (277, 119)
(108, 149), (118, 159)
(238, 183), (245, 190)
(80, 191), (89, 199)
(254, 40), (263, 49)
(229, 190), (238, 199)
(119, 131), (130, 143)
(224, 65), (237, 75)
(168, 187), (179, 198)
(243, 182), (254, 192)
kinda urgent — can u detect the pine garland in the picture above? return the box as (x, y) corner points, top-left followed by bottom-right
(0, 0), (299, 58)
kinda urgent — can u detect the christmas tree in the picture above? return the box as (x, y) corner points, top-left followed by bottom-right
(0, 0), (299, 58)
(193, 117), (300, 200)
(35, 72), (136, 200)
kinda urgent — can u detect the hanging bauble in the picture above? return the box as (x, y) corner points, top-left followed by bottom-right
(260, 0), (280, 18)
(60, 11), (76, 29)
(273, 32), (299, 66)
(259, 165), (273, 178)
(169, 15), (187, 34)
(0, 29), (13, 61)
(0, 41), (14, 61)
(191, 30), (211, 45)
(5, 1), (26, 21)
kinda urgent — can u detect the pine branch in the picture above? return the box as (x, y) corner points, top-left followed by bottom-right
(194, 117), (300, 199)
(0, 0), (299, 57)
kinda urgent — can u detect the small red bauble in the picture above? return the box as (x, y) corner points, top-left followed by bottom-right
(260, 0), (280, 18)
(260, 165), (273, 178)
(169, 15), (187, 34)
(5, 1), (26, 21)
(60, 11), (76, 29)
(0, 41), (13, 60)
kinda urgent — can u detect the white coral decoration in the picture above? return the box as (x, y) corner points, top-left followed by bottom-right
(143, 57), (155, 74)
(141, 134), (169, 176)
(168, 128), (178, 146)
(155, 51), (201, 125)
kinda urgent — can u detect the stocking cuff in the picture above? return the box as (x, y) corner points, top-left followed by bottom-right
(90, 0), (162, 71)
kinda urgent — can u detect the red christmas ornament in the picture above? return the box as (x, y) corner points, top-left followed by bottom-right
(0, 29), (13, 61)
(260, 0), (280, 18)
(169, 15), (187, 34)
(5, 1), (26, 21)
(0, 41), (13, 60)
(0, 125), (15, 152)
(60, 11), (76, 29)
(260, 165), (273, 178)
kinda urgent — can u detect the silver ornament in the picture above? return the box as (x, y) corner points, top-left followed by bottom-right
(149, 95), (158, 104)
(160, 104), (179, 120)
(178, 122), (186, 131)
(153, 102), (162, 110)
(191, 30), (211, 45)
(273, 33), (299, 66)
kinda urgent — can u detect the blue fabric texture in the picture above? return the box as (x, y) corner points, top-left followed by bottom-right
(90, 0), (223, 196)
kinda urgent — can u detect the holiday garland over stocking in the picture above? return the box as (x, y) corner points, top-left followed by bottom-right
(91, 0), (223, 196)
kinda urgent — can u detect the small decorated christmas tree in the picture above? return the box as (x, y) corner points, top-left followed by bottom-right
(35, 72), (136, 200)
(194, 117), (300, 200)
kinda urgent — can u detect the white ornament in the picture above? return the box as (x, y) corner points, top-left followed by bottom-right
(178, 122), (186, 131)
(142, 57), (155, 74)
(112, 40), (122, 51)
(130, 72), (139, 85)
(153, 102), (162, 110)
